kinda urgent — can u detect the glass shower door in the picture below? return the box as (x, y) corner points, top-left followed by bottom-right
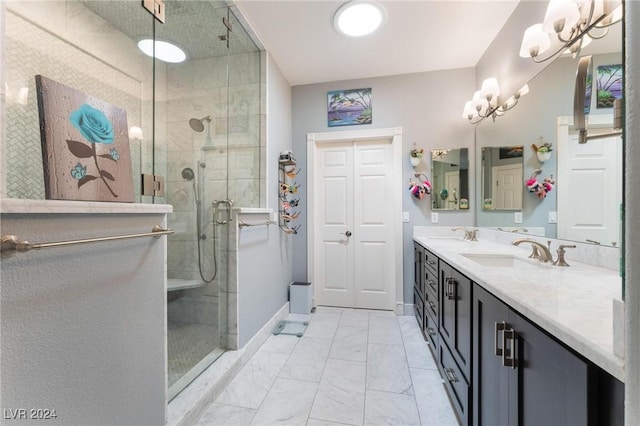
(155, 0), (232, 401)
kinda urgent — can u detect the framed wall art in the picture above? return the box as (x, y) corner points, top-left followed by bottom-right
(327, 88), (372, 127)
(596, 64), (622, 108)
(35, 75), (134, 202)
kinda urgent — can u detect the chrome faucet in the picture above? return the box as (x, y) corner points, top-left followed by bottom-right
(512, 238), (554, 263)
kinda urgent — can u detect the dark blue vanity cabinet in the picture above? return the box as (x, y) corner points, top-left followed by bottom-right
(473, 284), (624, 426)
(413, 240), (624, 426)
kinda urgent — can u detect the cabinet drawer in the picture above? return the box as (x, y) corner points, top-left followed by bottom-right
(413, 288), (424, 331)
(439, 342), (470, 426)
(425, 267), (438, 301)
(425, 307), (439, 357)
(423, 248), (439, 274)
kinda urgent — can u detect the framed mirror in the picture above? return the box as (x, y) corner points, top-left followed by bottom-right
(481, 146), (524, 210)
(431, 148), (469, 211)
(475, 22), (621, 245)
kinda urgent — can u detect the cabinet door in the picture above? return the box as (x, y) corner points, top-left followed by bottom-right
(508, 313), (589, 426)
(473, 285), (510, 426)
(439, 261), (473, 381)
(414, 243), (424, 299)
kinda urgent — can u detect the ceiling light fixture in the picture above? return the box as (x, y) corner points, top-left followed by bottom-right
(334, 1), (385, 37)
(138, 39), (186, 63)
(463, 78), (529, 124)
(520, 0), (622, 63)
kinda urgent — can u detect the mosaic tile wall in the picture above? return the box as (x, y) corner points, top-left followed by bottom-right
(4, 7), (145, 200)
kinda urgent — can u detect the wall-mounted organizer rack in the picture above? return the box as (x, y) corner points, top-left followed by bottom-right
(278, 151), (301, 235)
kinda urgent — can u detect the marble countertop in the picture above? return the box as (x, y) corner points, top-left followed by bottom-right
(0, 198), (173, 214)
(413, 234), (624, 382)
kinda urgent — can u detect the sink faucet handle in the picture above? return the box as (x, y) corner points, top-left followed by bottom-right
(468, 229), (478, 242)
(528, 245), (541, 260)
(554, 244), (576, 267)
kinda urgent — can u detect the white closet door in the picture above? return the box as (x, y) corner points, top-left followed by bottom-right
(315, 140), (394, 310)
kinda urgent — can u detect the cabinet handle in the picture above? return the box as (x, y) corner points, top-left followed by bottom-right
(426, 259), (437, 266)
(445, 277), (456, 300)
(494, 321), (505, 356)
(427, 327), (437, 336)
(444, 367), (458, 383)
(427, 300), (436, 311)
(502, 327), (518, 369)
(427, 278), (437, 291)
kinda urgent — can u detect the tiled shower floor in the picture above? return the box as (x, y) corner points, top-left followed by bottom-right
(167, 321), (222, 388)
(194, 307), (459, 426)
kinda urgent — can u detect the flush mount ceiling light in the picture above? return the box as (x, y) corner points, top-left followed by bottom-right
(138, 39), (186, 63)
(520, 0), (622, 63)
(334, 1), (385, 37)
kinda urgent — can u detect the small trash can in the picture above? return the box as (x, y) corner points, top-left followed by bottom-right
(289, 281), (313, 314)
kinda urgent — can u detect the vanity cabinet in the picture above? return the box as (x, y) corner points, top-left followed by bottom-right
(473, 285), (590, 426)
(413, 244), (425, 330)
(439, 260), (473, 382)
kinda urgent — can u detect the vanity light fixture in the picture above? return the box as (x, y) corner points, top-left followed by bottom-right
(333, 0), (386, 37)
(138, 39), (186, 63)
(431, 149), (451, 159)
(520, 0), (622, 63)
(462, 78), (529, 125)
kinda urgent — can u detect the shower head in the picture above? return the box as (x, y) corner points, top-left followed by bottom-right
(189, 116), (212, 132)
(181, 167), (195, 181)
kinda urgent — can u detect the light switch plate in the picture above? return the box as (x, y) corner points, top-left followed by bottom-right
(548, 211), (557, 223)
(402, 211), (410, 223)
(514, 212), (523, 224)
(431, 212), (439, 223)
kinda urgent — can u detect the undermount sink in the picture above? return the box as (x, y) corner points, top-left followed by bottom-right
(461, 253), (539, 268)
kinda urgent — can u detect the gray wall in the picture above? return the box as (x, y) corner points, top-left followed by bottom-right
(238, 54), (293, 346)
(1, 212), (166, 425)
(291, 69), (476, 303)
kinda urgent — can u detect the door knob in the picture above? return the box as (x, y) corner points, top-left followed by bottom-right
(341, 230), (352, 237)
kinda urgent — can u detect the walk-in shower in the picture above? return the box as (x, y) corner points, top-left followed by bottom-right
(159, 1), (262, 402)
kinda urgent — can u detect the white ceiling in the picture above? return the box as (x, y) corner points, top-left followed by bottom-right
(235, 0), (522, 86)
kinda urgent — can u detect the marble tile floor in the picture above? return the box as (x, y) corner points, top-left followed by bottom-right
(168, 321), (221, 388)
(194, 307), (459, 426)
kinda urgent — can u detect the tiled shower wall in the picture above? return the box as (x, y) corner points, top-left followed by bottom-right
(3, 2), (149, 200)
(165, 52), (262, 283)
(164, 46), (262, 349)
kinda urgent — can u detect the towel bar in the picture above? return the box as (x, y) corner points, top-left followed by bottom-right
(1, 225), (173, 257)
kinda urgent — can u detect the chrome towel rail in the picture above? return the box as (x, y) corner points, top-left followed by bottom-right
(238, 220), (277, 228)
(1, 225), (173, 257)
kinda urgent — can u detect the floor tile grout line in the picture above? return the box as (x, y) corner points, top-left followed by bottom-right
(362, 311), (372, 426)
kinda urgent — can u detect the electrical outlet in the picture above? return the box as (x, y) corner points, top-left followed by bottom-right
(548, 211), (557, 223)
(431, 212), (439, 223)
(402, 211), (410, 223)
(514, 212), (523, 224)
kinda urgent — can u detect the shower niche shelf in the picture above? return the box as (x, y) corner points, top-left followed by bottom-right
(278, 153), (300, 235)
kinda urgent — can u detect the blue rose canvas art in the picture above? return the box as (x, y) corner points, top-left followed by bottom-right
(35, 75), (134, 202)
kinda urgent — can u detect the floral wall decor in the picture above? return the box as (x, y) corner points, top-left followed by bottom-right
(327, 88), (372, 127)
(35, 75), (134, 202)
(596, 64), (622, 108)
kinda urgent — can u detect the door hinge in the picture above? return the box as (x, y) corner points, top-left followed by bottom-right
(142, 0), (165, 23)
(142, 174), (165, 197)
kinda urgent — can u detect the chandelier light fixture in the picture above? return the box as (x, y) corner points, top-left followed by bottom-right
(520, 0), (622, 63)
(462, 78), (529, 124)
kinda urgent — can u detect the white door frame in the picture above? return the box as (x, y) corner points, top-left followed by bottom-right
(307, 127), (403, 313)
